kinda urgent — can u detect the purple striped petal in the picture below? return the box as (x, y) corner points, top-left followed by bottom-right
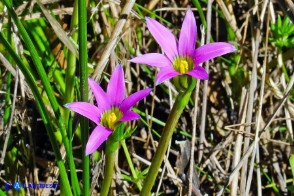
(120, 88), (152, 113)
(194, 42), (236, 65)
(129, 53), (171, 68)
(146, 17), (178, 62)
(85, 125), (112, 155)
(156, 67), (180, 85)
(178, 8), (197, 57)
(107, 65), (125, 105)
(88, 78), (110, 110)
(187, 66), (209, 80)
(64, 102), (102, 124)
(119, 111), (140, 122)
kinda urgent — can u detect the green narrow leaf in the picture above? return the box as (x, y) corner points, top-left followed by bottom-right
(78, 0), (89, 195)
(289, 154), (294, 178)
(0, 32), (72, 195)
(35, 0), (79, 57)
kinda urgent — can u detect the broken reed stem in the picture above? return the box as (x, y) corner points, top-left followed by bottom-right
(92, 0), (135, 82)
(1, 69), (19, 166)
(218, 73), (294, 195)
(188, 22), (206, 196)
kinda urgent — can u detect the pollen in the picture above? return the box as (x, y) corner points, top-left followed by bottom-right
(179, 60), (189, 74)
(100, 107), (123, 130)
(173, 56), (194, 74)
(108, 112), (117, 128)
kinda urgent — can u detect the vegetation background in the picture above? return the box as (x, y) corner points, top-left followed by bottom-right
(0, 0), (293, 195)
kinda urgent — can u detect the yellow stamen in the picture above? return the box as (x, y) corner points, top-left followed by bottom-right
(108, 112), (117, 128)
(173, 56), (193, 74)
(101, 107), (123, 130)
(179, 60), (189, 74)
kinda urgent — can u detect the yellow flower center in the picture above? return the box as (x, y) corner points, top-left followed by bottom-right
(179, 60), (189, 74)
(173, 56), (194, 74)
(107, 112), (117, 129)
(100, 107), (123, 130)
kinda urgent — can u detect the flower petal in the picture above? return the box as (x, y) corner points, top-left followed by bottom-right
(85, 125), (112, 155)
(64, 102), (102, 124)
(146, 17), (178, 61)
(178, 8), (197, 57)
(129, 53), (171, 68)
(107, 64), (125, 105)
(194, 42), (236, 65)
(156, 67), (180, 85)
(187, 66), (209, 80)
(120, 88), (152, 112)
(119, 111), (140, 122)
(88, 78), (110, 110)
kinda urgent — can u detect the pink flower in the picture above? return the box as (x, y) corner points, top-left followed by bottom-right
(130, 9), (236, 84)
(65, 65), (152, 155)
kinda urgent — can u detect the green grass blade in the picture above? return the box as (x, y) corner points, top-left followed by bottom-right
(0, 32), (72, 195)
(64, 0), (81, 195)
(192, 0), (207, 28)
(78, 0), (90, 195)
(2, 0), (79, 194)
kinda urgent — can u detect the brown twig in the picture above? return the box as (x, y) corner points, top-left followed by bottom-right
(92, 0), (136, 82)
(0, 68), (19, 167)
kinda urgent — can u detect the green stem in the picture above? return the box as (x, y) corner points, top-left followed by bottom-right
(23, 18), (80, 194)
(65, 0), (79, 123)
(121, 140), (142, 190)
(3, 16), (12, 128)
(191, 0), (207, 29)
(78, 0), (89, 195)
(140, 79), (197, 195)
(2, 3), (78, 194)
(64, 1), (80, 195)
(2, 0), (67, 135)
(4, 72), (12, 127)
(24, 19), (66, 94)
(278, 48), (290, 82)
(0, 32), (72, 195)
(100, 141), (119, 196)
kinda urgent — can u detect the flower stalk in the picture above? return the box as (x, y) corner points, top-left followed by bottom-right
(78, 0), (89, 195)
(121, 139), (143, 190)
(100, 140), (119, 196)
(65, 65), (151, 194)
(140, 78), (197, 195)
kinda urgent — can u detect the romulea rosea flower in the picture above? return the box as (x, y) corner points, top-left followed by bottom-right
(65, 65), (152, 155)
(130, 8), (236, 84)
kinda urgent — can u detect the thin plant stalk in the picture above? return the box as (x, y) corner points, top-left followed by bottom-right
(100, 141), (119, 196)
(140, 79), (197, 195)
(2, 0), (68, 141)
(64, 1), (81, 194)
(3, 72), (11, 127)
(24, 17), (80, 194)
(188, 24), (206, 195)
(191, 0), (207, 28)
(3, 16), (12, 128)
(199, 0), (212, 164)
(0, 32), (72, 194)
(2, 3), (78, 194)
(1, 69), (17, 169)
(65, 0), (79, 124)
(78, 0), (89, 195)
(245, 3), (269, 194)
(121, 139), (143, 190)
(25, 19), (66, 94)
